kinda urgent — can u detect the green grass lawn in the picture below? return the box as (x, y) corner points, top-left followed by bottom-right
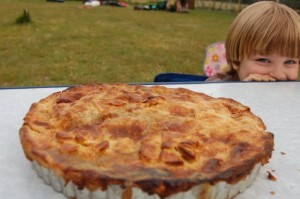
(0, 0), (236, 87)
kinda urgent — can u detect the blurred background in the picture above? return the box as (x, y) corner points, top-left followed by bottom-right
(0, 0), (299, 87)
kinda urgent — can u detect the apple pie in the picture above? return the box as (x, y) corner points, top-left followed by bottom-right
(19, 83), (274, 199)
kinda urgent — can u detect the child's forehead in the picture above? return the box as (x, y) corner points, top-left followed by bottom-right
(242, 36), (300, 58)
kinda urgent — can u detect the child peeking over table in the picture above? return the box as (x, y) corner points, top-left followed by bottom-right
(205, 1), (300, 82)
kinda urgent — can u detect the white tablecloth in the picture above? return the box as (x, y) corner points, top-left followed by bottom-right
(0, 82), (299, 199)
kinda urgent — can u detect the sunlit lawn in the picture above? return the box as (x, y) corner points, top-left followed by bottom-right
(0, 0), (236, 87)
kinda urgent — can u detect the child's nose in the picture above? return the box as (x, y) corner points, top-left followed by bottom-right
(269, 66), (286, 80)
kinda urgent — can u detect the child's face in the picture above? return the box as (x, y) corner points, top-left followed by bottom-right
(235, 53), (299, 81)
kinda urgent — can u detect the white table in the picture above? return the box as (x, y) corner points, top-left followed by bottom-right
(0, 82), (299, 199)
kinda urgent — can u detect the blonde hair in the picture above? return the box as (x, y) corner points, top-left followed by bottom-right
(225, 1), (300, 70)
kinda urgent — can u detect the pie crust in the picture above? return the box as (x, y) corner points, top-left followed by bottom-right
(19, 84), (274, 199)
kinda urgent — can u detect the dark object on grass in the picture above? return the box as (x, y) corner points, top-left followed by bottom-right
(134, 0), (167, 11)
(15, 9), (31, 24)
(102, 0), (128, 7)
(46, 0), (64, 2)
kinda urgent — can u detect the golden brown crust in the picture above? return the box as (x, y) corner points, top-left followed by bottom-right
(19, 84), (274, 198)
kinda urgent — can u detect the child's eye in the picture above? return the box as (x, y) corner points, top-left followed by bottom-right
(255, 58), (270, 63)
(285, 60), (297, 64)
